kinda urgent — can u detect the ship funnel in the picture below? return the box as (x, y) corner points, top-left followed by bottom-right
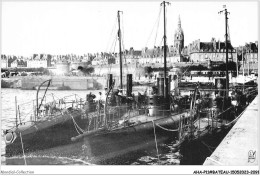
(157, 77), (169, 97)
(126, 74), (132, 96)
(157, 77), (164, 96)
(215, 78), (226, 97)
(107, 74), (113, 89)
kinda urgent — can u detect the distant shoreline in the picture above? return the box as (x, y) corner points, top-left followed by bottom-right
(1, 76), (106, 90)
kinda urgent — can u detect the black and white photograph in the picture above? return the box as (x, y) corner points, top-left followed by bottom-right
(0, 0), (259, 175)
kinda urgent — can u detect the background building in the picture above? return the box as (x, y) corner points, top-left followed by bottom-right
(187, 38), (237, 63)
(237, 41), (258, 74)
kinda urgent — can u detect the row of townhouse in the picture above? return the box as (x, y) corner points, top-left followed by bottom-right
(1, 53), (93, 68)
(1, 40), (257, 69)
(90, 40), (258, 66)
(1, 56), (51, 68)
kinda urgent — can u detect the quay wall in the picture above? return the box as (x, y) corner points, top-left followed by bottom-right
(2, 75), (139, 90)
(19, 76), (106, 90)
(2, 62), (208, 89)
(1, 76), (106, 90)
(1, 77), (22, 88)
(203, 96), (259, 166)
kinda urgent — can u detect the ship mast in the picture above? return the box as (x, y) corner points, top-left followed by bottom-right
(118, 11), (123, 89)
(161, 1), (170, 98)
(219, 5), (230, 97)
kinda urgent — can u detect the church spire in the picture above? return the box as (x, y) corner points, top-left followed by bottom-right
(178, 15), (181, 27)
(174, 14), (184, 56)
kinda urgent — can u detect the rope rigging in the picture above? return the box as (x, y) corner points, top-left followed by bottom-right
(145, 6), (162, 48)
(91, 16), (118, 79)
(19, 132), (27, 165)
(108, 33), (118, 75)
(106, 16), (118, 52)
(153, 7), (162, 52)
(152, 120), (160, 161)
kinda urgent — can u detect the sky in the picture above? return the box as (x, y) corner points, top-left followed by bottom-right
(1, 0), (259, 56)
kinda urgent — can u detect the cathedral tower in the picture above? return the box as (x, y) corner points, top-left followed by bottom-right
(174, 15), (184, 56)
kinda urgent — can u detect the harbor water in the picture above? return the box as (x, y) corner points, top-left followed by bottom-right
(1, 88), (217, 165)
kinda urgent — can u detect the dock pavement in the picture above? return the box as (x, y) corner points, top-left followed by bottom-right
(203, 96), (258, 166)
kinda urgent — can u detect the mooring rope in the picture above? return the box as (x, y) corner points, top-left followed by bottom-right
(72, 118), (84, 134)
(205, 157), (224, 165)
(155, 123), (179, 132)
(19, 132), (27, 165)
(152, 120), (160, 162)
(201, 140), (216, 149)
(224, 105), (248, 127)
(69, 114), (84, 135)
(73, 120), (82, 135)
(87, 117), (93, 132)
(200, 140), (213, 153)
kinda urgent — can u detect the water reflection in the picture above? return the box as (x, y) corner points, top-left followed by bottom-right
(5, 155), (92, 165)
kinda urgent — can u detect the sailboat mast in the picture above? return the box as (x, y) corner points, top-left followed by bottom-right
(248, 50), (250, 75)
(118, 11), (123, 89)
(242, 47), (245, 92)
(161, 1), (169, 98)
(225, 8), (229, 97)
(219, 6), (230, 97)
(242, 47), (244, 77)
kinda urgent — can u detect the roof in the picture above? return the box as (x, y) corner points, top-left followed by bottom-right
(8, 56), (17, 64)
(132, 50), (142, 56)
(142, 46), (172, 57)
(246, 43), (258, 52)
(199, 41), (234, 52)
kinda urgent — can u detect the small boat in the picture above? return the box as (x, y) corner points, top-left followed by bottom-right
(174, 7), (259, 164)
(3, 79), (102, 157)
(5, 2), (256, 165)
(3, 3), (191, 164)
(43, 4), (193, 163)
(177, 84), (257, 165)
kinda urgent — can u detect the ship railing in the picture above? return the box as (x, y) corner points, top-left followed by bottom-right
(82, 85), (258, 132)
(184, 85), (258, 139)
(244, 86), (258, 95)
(244, 87), (258, 104)
(104, 102), (176, 128)
(84, 101), (176, 131)
(231, 84), (257, 88)
(15, 93), (87, 125)
(190, 104), (240, 140)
